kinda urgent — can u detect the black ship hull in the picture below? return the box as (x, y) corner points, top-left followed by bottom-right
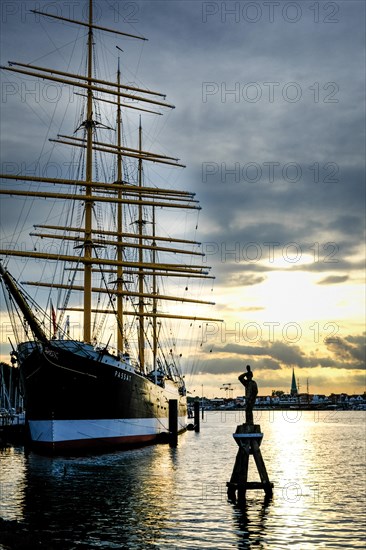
(17, 340), (187, 452)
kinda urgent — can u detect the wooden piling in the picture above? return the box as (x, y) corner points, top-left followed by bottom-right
(194, 400), (200, 432)
(227, 423), (273, 502)
(168, 399), (178, 447)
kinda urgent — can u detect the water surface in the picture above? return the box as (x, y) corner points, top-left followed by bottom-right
(1, 410), (365, 548)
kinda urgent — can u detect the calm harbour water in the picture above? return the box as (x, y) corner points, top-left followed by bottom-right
(0, 410), (365, 549)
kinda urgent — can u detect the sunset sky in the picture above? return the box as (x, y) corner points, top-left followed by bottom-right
(0, 1), (365, 398)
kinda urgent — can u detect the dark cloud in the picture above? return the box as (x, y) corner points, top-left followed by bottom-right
(269, 341), (307, 367)
(199, 355), (281, 375)
(212, 341), (309, 368)
(1, 2), (365, 261)
(325, 335), (366, 368)
(317, 275), (349, 285)
(226, 274), (266, 287)
(209, 335), (365, 372)
(327, 215), (364, 237)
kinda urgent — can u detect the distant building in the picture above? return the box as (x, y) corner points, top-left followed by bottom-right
(290, 368), (298, 396)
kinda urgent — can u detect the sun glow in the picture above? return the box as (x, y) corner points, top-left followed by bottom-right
(247, 271), (359, 324)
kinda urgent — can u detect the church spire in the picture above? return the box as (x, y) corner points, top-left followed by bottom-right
(290, 368), (298, 396)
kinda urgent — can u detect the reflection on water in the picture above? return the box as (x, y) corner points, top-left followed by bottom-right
(23, 446), (180, 548)
(232, 495), (272, 549)
(0, 446), (26, 521)
(0, 411), (365, 549)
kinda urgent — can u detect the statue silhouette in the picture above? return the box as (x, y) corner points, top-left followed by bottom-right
(238, 365), (258, 425)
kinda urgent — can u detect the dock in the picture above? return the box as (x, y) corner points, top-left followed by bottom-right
(0, 414), (26, 445)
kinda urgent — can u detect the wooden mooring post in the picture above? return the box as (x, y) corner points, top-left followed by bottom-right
(193, 400), (200, 432)
(168, 399), (178, 447)
(227, 423), (273, 502)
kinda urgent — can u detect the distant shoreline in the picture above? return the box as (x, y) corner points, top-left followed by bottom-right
(199, 404), (366, 412)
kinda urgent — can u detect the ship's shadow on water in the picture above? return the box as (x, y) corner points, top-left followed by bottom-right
(19, 445), (181, 549)
(230, 495), (272, 549)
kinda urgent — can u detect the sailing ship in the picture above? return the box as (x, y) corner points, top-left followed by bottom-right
(0, 1), (219, 452)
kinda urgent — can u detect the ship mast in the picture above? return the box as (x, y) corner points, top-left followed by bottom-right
(84, 0), (94, 343)
(116, 57), (124, 353)
(152, 205), (158, 376)
(138, 118), (145, 371)
(0, 0), (224, 355)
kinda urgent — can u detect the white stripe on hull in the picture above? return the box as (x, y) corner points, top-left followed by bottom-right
(29, 416), (187, 444)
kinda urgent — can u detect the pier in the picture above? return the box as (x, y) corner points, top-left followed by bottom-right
(0, 414), (26, 446)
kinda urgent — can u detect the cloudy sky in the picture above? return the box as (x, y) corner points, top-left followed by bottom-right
(0, 0), (365, 397)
